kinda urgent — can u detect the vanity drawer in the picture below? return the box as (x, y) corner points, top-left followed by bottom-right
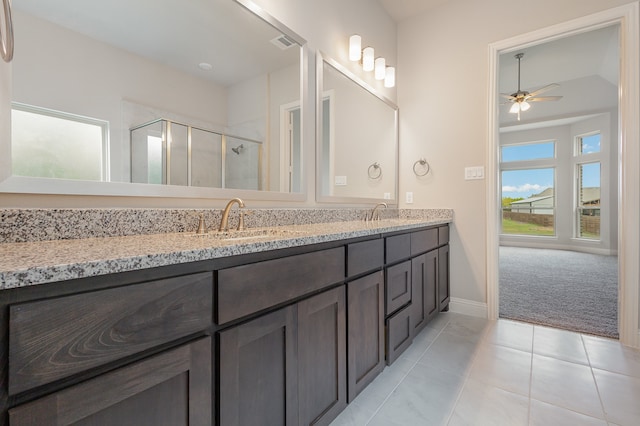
(385, 260), (412, 315)
(385, 304), (412, 365)
(216, 247), (345, 324)
(410, 228), (438, 256)
(438, 225), (450, 245)
(347, 238), (383, 277)
(9, 272), (213, 395)
(385, 233), (411, 265)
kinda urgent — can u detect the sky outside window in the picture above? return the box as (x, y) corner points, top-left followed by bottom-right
(501, 141), (555, 162)
(502, 168), (554, 199)
(579, 133), (601, 154)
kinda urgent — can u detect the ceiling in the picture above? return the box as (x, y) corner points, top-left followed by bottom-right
(376, 0), (450, 22)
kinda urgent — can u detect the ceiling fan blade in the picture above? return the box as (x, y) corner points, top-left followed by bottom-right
(527, 96), (563, 102)
(500, 93), (516, 100)
(527, 83), (560, 98)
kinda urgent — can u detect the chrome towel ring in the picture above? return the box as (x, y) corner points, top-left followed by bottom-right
(1, 0), (14, 62)
(368, 162), (382, 179)
(413, 158), (430, 177)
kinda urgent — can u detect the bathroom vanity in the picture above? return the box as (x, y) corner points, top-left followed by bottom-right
(0, 218), (450, 425)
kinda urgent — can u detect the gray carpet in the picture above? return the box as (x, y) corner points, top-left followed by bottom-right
(499, 246), (618, 338)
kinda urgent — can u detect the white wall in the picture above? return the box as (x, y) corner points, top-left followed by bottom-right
(398, 0), (635, 309)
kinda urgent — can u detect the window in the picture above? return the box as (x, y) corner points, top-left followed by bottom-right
(575, 132), (602, 240)
(500, 140), (556, 237)
(501, 168), (555, 236)
(11, 103), (109, 181)
(501, 141), (555, 162)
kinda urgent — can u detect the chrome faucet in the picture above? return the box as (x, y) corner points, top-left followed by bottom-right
(218, 198), (245, 231)
(368, 202), (387, 221)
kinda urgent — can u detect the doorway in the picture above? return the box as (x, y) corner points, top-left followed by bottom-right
(486, 4), (640, 347)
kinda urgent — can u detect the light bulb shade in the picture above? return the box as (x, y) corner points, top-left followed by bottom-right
(520, 101), (530, 111)
(362, 47), (374, 71)
(509, 102), (520, 114)
(349, 35), (361, 62)
(374, 57), (386, 80)
(384, 66), (395, 88)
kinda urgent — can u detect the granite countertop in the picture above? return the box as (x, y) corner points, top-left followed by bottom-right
(0, 217), (451, 290)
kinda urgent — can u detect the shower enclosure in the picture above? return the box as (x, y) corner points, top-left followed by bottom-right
(130, 119), (262, 190)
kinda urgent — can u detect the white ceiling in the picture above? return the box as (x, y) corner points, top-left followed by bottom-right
(376, 0), (450, 22)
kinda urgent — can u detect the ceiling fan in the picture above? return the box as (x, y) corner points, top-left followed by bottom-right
(501, 52), (563, 121)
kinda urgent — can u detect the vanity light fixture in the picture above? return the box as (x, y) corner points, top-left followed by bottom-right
(374, 57), (386, 80)
(349, 34), (362, 61)
(384, 66), (395, 88)
(362, 47), (375, 72)
(348, 34), (395, 87)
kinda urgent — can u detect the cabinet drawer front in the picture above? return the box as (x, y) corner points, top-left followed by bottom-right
(438, 225), (450, 245)
(385, 233), (411, 265)
(385, 260), (411, 315)
(410, 228), (438, 256)
(347, 238), (383, 277)
(217, 247), (345, 324)
(386, 304), (412, 365)
(9, 272), (213, 396)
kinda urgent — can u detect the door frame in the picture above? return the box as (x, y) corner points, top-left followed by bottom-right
(486, 3), (640, 347)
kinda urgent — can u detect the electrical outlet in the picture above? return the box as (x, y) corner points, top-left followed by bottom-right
(383, 192), (391, 199)
(406, 191), (414, 204)
(334, 176), (347, 186)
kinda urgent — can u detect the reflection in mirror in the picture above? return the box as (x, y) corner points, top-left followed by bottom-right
(7, 0), (304, 194)
(317, 53), (398, 203)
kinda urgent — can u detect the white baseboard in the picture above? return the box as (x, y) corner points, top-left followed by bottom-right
(449, 298), (488, 318)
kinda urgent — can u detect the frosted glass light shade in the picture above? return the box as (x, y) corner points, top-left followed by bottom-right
(520, 101), (530, 111)
(509, 102), (520, 113)
(384, 66), (395, 88)
(362, 47), (374, 71)
(349, 35), (361, 61)
(375, 57), (386, 80)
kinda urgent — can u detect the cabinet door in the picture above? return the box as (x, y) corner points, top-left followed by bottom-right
(411, 250), (438, 337)
(218, 306), (297, 426)
(385, 260), (411, 315)
(385, 304), (412, 365)
(439, 245), (450, 311)
(347, 271), (384, 402)
(298, 286), (347, 426)
(9, 337), (212, 426)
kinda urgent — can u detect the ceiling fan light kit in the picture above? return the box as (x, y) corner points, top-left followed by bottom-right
(502, 52), (562, 121)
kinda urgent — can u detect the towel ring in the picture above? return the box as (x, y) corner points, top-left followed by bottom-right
(368, 162), (382, 179)
(1, 0), (14, 62)
(413, 158), (430, 177)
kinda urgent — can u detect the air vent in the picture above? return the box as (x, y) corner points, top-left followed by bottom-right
(270, 34), (296, 50)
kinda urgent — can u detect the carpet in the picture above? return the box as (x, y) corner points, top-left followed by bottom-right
(499, 246), (618, 339)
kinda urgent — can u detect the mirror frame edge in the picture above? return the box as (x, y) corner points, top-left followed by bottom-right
(315, 50), (399, 205)
(0, 0), (309, 204)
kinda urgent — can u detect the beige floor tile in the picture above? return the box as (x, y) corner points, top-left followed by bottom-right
(448, 378), (529, 426)
(583, 335), (640, 378)
(533, 325), (589, 365)
(593, 368), (640, 426)
(486, 319), (534, 352)
(529, 399), (607, 426)
(468, 343), (532, 397)
(531, 354), (604, 419)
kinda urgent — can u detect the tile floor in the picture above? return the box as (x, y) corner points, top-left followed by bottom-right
(330, 312), (640, 426)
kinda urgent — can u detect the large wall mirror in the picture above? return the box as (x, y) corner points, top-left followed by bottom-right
(316, 52), (398, 204)
(1, 0), (306, 199)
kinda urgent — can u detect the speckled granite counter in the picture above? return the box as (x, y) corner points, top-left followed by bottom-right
(0, 216), (452, 290)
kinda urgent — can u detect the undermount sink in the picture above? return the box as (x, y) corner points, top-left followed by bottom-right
(187, 228), (305, 241)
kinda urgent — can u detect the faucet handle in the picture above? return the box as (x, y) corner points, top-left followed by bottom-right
(237, 210), (252, 231)
(196, 214), (207, 234)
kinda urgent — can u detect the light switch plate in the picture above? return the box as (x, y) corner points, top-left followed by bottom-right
(465, 166), (484, 180)
(406, 192), (414, 204)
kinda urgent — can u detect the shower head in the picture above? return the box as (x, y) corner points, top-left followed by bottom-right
(231, 144), (244, 155)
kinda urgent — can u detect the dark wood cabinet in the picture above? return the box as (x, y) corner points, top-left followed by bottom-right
(346, 271), (385, 402)
(410, 250), (438, 337)
(9, 337), (212, 426)
(439, 244), (451, 311)
(385, 260), (411, 315)
(385, 305), (412, 365)
(298, 286), (347, 425)
(218, 305), (297, 426)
